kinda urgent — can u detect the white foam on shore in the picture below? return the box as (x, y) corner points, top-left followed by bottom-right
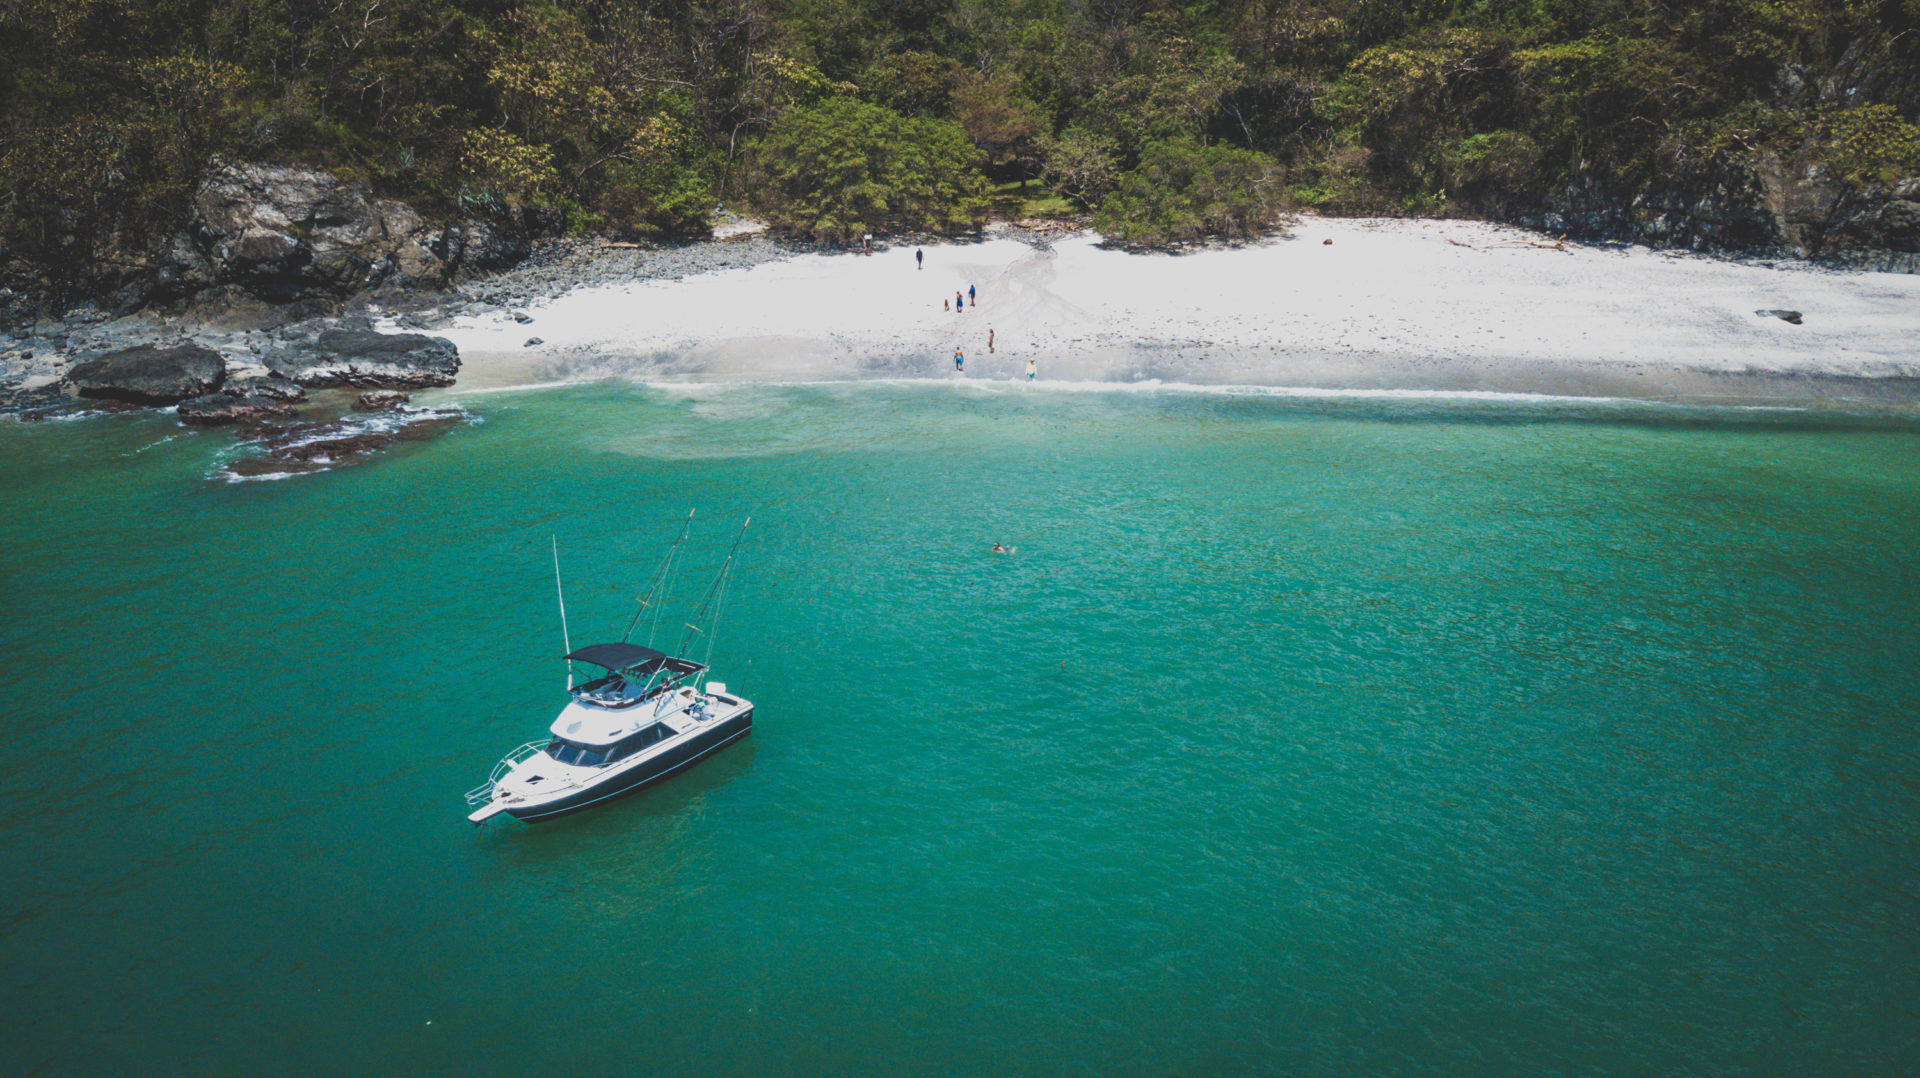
(39, 407), (123, 423)
(442, 373), (1828, 413)
(434, 218), (1920, 396)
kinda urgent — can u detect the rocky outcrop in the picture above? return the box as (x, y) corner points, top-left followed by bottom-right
(1513, 160), (1920, 271)
(266, 329), (459, 388)
(352, 389), (411, 411)
(0, 160), (540, 328)
(224, 375), (307, 402)
(222, 407), (463, 479)
(177, 392), (298, 426)
(191, 161), (448, 301)
(67, 342), (225, 404)
(432, 221), (530, 278)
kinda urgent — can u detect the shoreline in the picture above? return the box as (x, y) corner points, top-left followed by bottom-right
(9, 215), (1920, 413)
(422, 216), (1920, 407)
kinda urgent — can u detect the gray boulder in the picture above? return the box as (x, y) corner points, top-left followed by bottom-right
(68, 342), (225, 404)
(177, 392), (298, 426)
(224, 374), (307, 402)
(267, 329), (459, 388)
(1757, 309), (1804, 324)
(432, 221), (529, 277)
(192, 161), (448, 300)
(352, 390), (411, 411)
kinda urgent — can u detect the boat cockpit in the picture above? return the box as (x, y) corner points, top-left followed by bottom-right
(562, 641), (709, 710)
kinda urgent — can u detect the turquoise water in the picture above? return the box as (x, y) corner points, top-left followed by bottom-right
(2, 383), (1918, 1075)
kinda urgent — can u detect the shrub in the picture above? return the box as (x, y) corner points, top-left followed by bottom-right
(1092, 139), (1289, 245)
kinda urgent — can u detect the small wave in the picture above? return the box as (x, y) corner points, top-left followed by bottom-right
(432, 371), (1890, 417)
(446, 379), (581, 397)
(609, 375), (1653, 407)
(129, 433), (184, 455)
(39, 407), (124, 423)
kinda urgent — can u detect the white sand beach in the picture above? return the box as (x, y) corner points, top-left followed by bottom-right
(431, 216), (1920, 403)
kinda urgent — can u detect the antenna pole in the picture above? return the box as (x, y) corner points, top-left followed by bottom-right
(552, 536), (573, 688)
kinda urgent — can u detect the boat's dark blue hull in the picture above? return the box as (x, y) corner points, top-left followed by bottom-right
(507, 709), (753, 822)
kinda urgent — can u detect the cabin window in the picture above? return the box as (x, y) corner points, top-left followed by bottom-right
(607, 722), (678, 762)
(546, 738), (611, 767)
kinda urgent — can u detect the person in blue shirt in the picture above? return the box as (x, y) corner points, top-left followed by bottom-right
(968, 283), (976, 305)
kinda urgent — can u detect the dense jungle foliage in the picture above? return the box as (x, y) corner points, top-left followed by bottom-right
(2, 0), (1918, 256)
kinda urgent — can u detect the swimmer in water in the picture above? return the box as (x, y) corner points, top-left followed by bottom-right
(991, 542), (1008, 554)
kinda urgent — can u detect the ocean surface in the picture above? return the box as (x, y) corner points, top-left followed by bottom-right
(2, 382), (1917, 1076)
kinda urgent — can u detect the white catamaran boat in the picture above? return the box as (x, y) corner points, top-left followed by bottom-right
(466, 517), (752, 825)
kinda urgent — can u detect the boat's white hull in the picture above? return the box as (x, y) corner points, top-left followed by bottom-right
(468, 699), (752, 824)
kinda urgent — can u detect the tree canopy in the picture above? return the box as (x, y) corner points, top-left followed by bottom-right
(751, 97), (988, 240)
(1, 0), (1915, 266)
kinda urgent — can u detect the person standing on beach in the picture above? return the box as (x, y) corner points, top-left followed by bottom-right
(955, 290), (964, 311)
(916, 249), (923, 270)
(944, 298), (950, 312)
(954, 347), (965, 372)
(968, 283), (977, 306)
(988, 328), (995, 353)
(1025, 358), (1036, 380)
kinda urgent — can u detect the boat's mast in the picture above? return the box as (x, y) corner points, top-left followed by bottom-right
(552, 536), (573, 689)
(677, 516), (750, 666)
(623, 508), (695, 646)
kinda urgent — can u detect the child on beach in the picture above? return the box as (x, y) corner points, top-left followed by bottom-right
(944, 298), (950, 311)
(988, 328), (995, 353)
(954, 347), (965, 371)
(1026, 358), (1036, 380)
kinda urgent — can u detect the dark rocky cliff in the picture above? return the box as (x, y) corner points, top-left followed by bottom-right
(1511, 45), (1920, 271)
(0, 161), (532, 329)
(1512, 156), (1919, 273)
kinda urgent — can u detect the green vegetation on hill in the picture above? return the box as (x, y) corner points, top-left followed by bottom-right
(2, 0), (1917, 265)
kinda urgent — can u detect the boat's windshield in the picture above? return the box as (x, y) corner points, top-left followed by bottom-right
(546, 738), (610, 767)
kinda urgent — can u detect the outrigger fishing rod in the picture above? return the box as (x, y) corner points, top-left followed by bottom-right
(622, 508), (696, 646)
(677, 516), (750, 660)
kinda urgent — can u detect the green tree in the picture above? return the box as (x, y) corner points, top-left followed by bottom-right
(750, 97), (987, 240)
(135, 54), (248, 191)
(950, 68), (1044, 174)
(460, 128), (559, 202)
(1039, 127), (1121, 209)
(1093, 138), (1288, 245)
